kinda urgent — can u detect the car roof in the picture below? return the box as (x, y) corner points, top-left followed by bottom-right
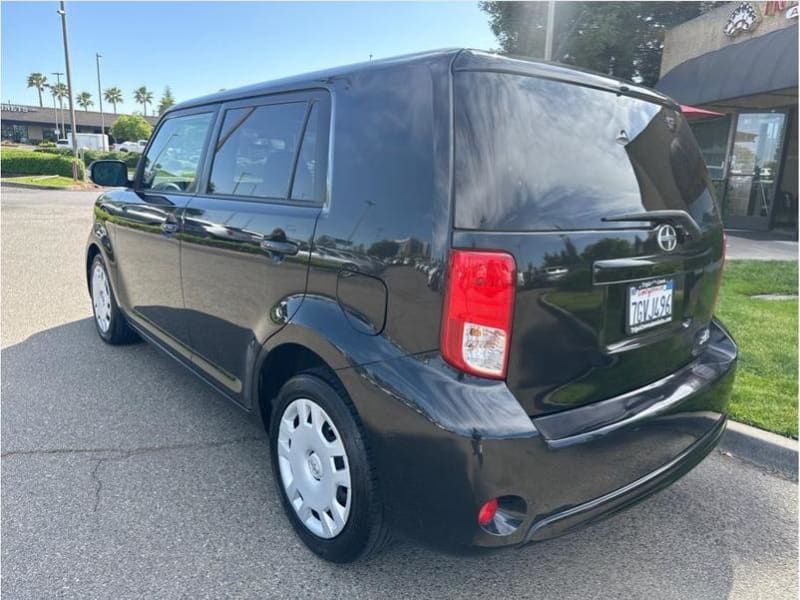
(168, 48), (675, 114)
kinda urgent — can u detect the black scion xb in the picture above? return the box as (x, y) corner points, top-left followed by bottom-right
(86, 49), (737, 563)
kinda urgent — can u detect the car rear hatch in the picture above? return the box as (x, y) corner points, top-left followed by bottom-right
(451, 66), (725, 418)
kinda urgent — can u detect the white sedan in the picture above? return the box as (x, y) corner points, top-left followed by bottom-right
(115, 140), (148, 153)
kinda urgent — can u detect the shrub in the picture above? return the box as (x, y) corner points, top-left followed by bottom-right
(1, 150), (85, 179)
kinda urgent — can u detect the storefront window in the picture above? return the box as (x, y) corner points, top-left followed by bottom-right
(726, 112), (786, 222)
(689, 115), (731, 180)
(1, 123), (29, 142)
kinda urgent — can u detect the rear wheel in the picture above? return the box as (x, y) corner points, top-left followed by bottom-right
(90, 255), (137, 344)
(269, 374), (390, 562)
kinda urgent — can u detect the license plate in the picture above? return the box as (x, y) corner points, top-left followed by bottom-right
(627, 278), (674, 334)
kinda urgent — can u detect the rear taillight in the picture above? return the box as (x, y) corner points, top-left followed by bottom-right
(440, 249), (516, 379)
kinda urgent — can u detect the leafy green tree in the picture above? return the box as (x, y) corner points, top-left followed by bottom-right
(157, 86), (176, 115)
(111, 114), (153, 143)
(27, 72), (48, 107)
(76, 91), (94, 111)
(103, 87), (123, 113)
(479, 2), (721, 86)
(133, 86), (154, 116)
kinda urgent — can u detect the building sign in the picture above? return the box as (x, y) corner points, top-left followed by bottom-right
(1, 103), (37, 113)
(764, 0), (799, 17)
(723, 2), (762, 36)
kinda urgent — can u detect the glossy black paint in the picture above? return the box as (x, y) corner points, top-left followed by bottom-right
(86, 49), (737, 552)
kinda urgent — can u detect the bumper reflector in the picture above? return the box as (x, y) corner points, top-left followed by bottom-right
(478, 498), (499, 526)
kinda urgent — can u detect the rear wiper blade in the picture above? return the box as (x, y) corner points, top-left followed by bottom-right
(602, 210), (702, 238)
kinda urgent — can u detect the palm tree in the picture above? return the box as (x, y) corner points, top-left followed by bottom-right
(76, 91), (94, 111)
(103, 87), (123, 114)
(133, 86), (154, 117)
(27, 72), (48, 107)
(49, 83), (69, 138)
(50, 83), (69, 104)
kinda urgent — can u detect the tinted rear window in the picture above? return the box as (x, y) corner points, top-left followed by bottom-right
(454, 71), (715, 231)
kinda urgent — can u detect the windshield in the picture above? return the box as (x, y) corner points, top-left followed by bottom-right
(454, 71), (718, 231)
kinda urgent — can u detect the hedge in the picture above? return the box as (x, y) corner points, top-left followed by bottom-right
(1, 150), (85, 179)
(81, 150), (140, 169)
(31, 148), (140, 169)
(34, 147), (74, 156)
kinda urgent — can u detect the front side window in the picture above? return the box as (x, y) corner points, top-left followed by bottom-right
(208, 102), (307, 199)
(140, 112), (212, 192)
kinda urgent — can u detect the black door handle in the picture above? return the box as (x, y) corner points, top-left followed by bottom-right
(260, 239), (299, 256)
(161, 221), (179, 234)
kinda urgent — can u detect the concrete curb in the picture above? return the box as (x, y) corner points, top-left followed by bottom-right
(719, 420), (798, 480)
(0, 182), (93, 191)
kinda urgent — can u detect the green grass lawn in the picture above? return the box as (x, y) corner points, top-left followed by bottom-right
(716, 260), (798, 438)
(1, 175), (80, 188)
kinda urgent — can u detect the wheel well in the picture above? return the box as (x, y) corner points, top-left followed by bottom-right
(86, 243), (101, 294)
(258, 344), (342, 431)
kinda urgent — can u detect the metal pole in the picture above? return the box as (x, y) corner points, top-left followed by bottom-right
(544, 0), (556, 61)
(58, 1), (80, 179)
(48, 85), (59, 139)
(96, 53), (105, 150)
(52, 72), (64, 138)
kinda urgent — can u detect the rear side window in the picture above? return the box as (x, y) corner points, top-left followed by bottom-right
(454, 71), (713, 231)
(140, 112), (213, 193)
(291, 103), (321, 202)
(208, 102), (307, 199)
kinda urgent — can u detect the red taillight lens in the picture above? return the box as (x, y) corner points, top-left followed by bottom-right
(440, 249), (516, 379)
(478, 498), (499, 526)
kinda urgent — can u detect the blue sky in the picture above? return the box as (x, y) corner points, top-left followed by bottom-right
(1, 1), (496, 111)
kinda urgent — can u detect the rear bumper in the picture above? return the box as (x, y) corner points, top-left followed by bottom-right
(524, 414), (726, 544)
(337, 319), (737, 551)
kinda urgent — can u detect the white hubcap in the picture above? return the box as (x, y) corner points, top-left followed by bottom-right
(277, 398), (352, 539)
(91, 264), (112, 333)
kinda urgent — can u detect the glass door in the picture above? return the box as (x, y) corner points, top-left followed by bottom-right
(724, 111), (787, 229)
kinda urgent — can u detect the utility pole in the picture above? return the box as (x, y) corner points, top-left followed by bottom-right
(96, 52), (105, 150)
(544, 0), (556, 61)
(47, 84), (59, 139)
(57, 1), (80, 179)
(51, 72), (64, 138)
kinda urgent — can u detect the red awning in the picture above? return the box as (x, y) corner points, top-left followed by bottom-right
(680, 104), (724, 120)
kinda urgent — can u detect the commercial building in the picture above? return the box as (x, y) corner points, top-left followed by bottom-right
(1, 102), (158, 143)
(657, 1), (798, 232)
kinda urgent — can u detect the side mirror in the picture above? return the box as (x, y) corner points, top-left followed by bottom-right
(89, 160), (130, 187)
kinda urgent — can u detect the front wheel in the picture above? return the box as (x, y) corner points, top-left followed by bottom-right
(269, 374), (391, 562)
(90, 255), (138, 344)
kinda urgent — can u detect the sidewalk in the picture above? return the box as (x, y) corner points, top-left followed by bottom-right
(725, 229), (798, 261)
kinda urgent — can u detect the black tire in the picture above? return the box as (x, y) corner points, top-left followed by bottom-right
(89, 254), (138, 345)
(269, 373), (391, 563)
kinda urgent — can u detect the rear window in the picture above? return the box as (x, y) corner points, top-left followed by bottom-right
(454, 71), (714, 231)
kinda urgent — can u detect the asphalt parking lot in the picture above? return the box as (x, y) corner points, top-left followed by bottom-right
(2, 187), (798, 599)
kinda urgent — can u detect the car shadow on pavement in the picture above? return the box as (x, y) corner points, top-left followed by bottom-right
(2, 318), (797, 599)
